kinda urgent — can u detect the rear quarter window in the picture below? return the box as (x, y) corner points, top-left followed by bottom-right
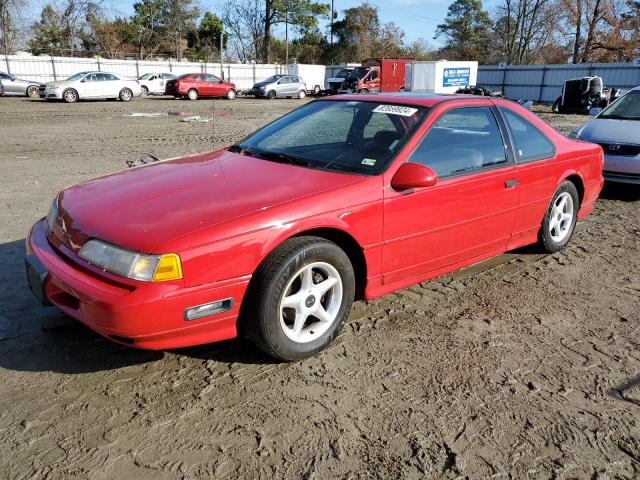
(500, 107), (555, 162)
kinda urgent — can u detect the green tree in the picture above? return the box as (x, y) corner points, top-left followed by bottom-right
(328, 2), (380, 63)
(128, 0), (167, 59)
(185, 11), (223, 61)
(263, 0), (329, 62)
(435, 0), (493, 61)
(29, 4), (67, 55)
(163, 0), (199, 61)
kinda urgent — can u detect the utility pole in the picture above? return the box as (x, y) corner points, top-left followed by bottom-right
(285, 12), (289, 65)
(220, 31), (224, 79)
(330, 0), (334, 46)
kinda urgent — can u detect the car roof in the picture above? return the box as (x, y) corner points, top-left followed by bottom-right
(318, 92), (500, 108)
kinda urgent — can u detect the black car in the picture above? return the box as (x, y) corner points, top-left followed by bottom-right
(552, 76), (621, 114)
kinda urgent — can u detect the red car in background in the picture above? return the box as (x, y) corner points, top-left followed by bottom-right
(26, 95), (603, 361)
(165, 73), (236, 100)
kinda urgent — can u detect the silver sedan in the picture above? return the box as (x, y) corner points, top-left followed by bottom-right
(40, 71), (143, 103)
(0, 71), (41, 97)
(248, 75), (307, 99)
(570, 86), (640, 184)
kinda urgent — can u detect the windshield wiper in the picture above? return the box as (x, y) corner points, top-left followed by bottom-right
(254, 150), (311, 167)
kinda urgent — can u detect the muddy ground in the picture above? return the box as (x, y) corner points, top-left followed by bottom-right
(0, 97), (638, 480)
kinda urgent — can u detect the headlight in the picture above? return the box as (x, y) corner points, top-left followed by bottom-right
(568, 130), (582, 140)
(78, 239), (183, 282)
(45, 198), (58, 231)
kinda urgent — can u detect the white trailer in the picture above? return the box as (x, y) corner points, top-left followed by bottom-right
(287, 64), (326, 95)
(405, 61), (478, 94)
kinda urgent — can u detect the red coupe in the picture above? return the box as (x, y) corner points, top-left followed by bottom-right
(165, 73), (236, 100)
(26, 95), (603, 360)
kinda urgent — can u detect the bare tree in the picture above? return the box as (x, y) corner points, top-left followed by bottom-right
(223, 0), (264, 61)
(0, 0), (25, 54)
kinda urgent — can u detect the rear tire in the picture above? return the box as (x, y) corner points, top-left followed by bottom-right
(298, 90), (306, 99)
(241, 236), (355, 361)
(539, 181), (580, 253)
(119, 88), (133, 102)
(26, 85), (39, 98)
(62, 88), (78, 103)
(187, 89), (198, 101)
(226, 89), (236, 100)
(266, 90), (276, 100)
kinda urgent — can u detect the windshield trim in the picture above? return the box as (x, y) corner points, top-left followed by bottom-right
(229, 99), (430, 177)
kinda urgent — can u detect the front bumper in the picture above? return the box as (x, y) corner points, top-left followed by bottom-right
(603, 153), (640, 184)
(248, 88), (267, 97)
(39, 87), (63, 99)
(26, 219), (248, 349)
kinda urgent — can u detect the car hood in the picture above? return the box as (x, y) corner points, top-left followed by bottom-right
(55, 149), (362, 253)
(577, 118), (640, 144)
(253, 82), (272, 89)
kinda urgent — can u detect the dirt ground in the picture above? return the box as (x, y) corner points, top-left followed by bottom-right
(0, 96), (638, 480)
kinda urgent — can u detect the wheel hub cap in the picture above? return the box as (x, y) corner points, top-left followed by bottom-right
(279, 262), (343, 344)
(549, 192), (574, 242)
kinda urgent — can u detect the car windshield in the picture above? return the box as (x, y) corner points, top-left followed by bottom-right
(263, 75), (284, 83)
(65, 72), (86, 81)
(229, 100), (428, 175)
(599, 90), (640, 120)
(349, 67), (369, 80)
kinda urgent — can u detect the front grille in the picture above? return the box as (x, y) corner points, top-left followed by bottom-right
(603, 170), (640, 180)
(597, 143), (640, 156)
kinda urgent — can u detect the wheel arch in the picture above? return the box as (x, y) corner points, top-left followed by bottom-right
(255, 226), (368, 301)
(559, 170), (585, 206)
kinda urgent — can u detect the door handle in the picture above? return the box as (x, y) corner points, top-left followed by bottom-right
(505, 179), (519, 188)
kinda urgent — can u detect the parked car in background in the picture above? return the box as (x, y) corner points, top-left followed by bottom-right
(165, 73), (236, 100)
(324, 68), (354, 94)
(138, 72), (176, 96)
(26, 94), (603, 361)
(552, 76), (621, 114)
(39, 71), (142, 103)
(249, 74), (307, 99)
(0, 79), (4, 95)
(569, 86), (640, 184)
(0, 71), (41, 97)
(455, 85), (503, 97)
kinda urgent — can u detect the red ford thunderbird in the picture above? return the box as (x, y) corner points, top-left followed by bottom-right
(26, 95), (604, 360)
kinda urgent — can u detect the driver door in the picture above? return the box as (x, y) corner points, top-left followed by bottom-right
(381, 103), (519, 285)
(78, 73), (100, 97)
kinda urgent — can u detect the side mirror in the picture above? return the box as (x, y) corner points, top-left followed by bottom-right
(589, 107), (601, 116)
(391, 163), (438, 190)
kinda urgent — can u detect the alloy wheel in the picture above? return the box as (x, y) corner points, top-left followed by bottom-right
(278, 262), (343, 344)
(549, 192), (574, 242)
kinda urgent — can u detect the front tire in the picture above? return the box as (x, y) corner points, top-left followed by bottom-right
(187, 89), (198, 100)
(119, 88), (133, 102)
(242, 236), (356, 361)
(26, 85), (39, 98)
(140, 86), (149, 96)
(266, 90), (276, 100)
(539, 181), (579, 253)
(552, 97), (561, 113)
(298, 90), (306, 99)
(62, 88), (78, 103)
(226, 89), (236, 100)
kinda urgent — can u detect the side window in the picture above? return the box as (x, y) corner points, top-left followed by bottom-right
(87, 74), (99, 82)
(408, 107), (508, 177)
(103, 74), (116, 81)
(499, 107), (555, 162)
(369, 70), (378, 81)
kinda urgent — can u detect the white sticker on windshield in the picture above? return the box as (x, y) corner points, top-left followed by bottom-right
(372, 105), (418, 117)
(362, 158), (377, 166)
